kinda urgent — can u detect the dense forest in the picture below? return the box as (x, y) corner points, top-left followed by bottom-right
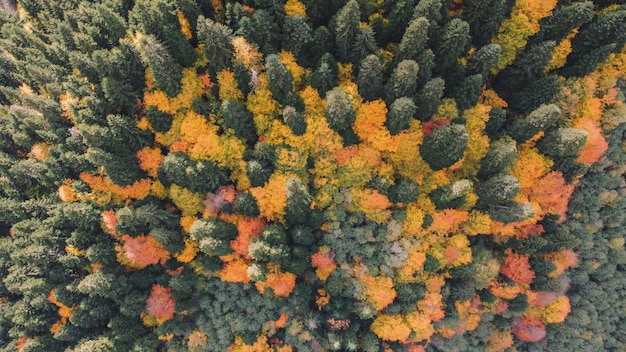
(0, 0), (625, 351)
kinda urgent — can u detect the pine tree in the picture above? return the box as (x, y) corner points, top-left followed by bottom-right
(420, 124), (469, 170)
(394, 17), (430, 65)
(357, 54), (384, 101)
(325, 87), (356, 135)
(311, 53), (339, 97)
(476, 175), (520, 209)
(537, 128), (588, 159)
(384, 59), (419, 104)
(197, 15), (234, 74)
(386, 97), (417, 135)
(478, 138), (519, 180)
(281, 15), (313, 59)
(265, 53), (294, 106)
(434, 18), (471, 74)
(507, 103), (561, 143)
(334, 0), (360, 62)
(132, 33), (182, 96)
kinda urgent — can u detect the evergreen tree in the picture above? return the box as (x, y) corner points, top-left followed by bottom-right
(265, 53), (294, 106)
(478, 137), (518, 180)
(537, 128), (588, 159)
(128, 0), (196, 66)
(197, 15), (234, 74)
(334, 0), (360, 62)
(384, 59), (419, 104)
(420, 124), (469, 170)
(394, 17), (430, 65)
(414, 77), (445, 121)
(382, 0), (418, 44)
(462, 0), (513, 47)
(281, 15), (313, 59)
(357, 54), (383, 101)
(311, 53), (339, 97)
(434, 18), (471, 74)
(325, 87), (356, 135)
(132, 33), (182, 97)
(282, 105), (307, 136)
(476, 175), (520, 209)
(351, 25), (378, 65)
(221, 99), (258, 146)
(507, 103), (561, 143)
(386, 97), (416, 135)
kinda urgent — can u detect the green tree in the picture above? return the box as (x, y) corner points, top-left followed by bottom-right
(382, 0), (418, 44)
(462, 0), (513, 47)
(197, 15), (234, 74)
(265, 53), (294, 106)
(419, 124), (469, 170)
(128, 0), (196, 66)
(190, 218), (237, 257)
(532, 1), (594, 44)
(489, 202), (535, 224)
(386, 97), (416, 135)
(384, 59), (419, 103)
(357, 54), (383, 101)
(351, 25), (378, 65)
(394, 17), (430, 65)
(285, 177), (312, 227)
(478, 137), (519, 180)
(453, 74), (483, 111)
(282, 15), (313, 59)
(132, 33), (182, 97)
(430, 179), (472, 210)
(414, 77), (445, 121)
(467, 43), (501, 78)
(537, 128), (588, 159)
(476, 175), (520, 209)
(222, 99), (258, 146)
(282, 105), (307, 136)
(507, 103), (561, 143)
(325, 87), (356, 134)
(434, 18), (471, 74)
(311, 53), (339, 97)
(334, 0), (360, 62)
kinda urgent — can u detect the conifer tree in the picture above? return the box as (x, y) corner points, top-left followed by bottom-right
(334, 0), (360, 62)
(386, 97), (417, 135)
(132, 33), (182, 97)
(265, 53), (294, 106)
(420, 124), (469, 170)
(357, 54), (383, 101)
(507, 104), (561, 143)
(384, 59), (419, 104)
(197, 15), (234, 74)
(311, 53), (339, 97)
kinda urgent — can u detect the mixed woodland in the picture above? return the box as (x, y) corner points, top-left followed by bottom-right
(0, 0), (625, 350)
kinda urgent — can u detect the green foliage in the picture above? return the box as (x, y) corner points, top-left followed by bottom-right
(537, 127), (588, 158)
(325, 87), (356, 134)
(197, 15), (234, 74)
(335, 0), (361, 62)
(265, 53), (294, 106)
(507, 103), (561, 143)
(311, 53), (339, 97)
(420, 124), (469, 170)
(476, 175), (520, 208)
(386, 97), (417, 135)
(132, 34), (182, 96)
(357, 54), (383, 101)
(478, 137), (518, 179)
(384, 59), (420, 103)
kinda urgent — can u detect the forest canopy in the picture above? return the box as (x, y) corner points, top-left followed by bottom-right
(0, 0), (625, 351)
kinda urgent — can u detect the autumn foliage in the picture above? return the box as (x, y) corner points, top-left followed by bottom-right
(146, 284), (176, 322)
